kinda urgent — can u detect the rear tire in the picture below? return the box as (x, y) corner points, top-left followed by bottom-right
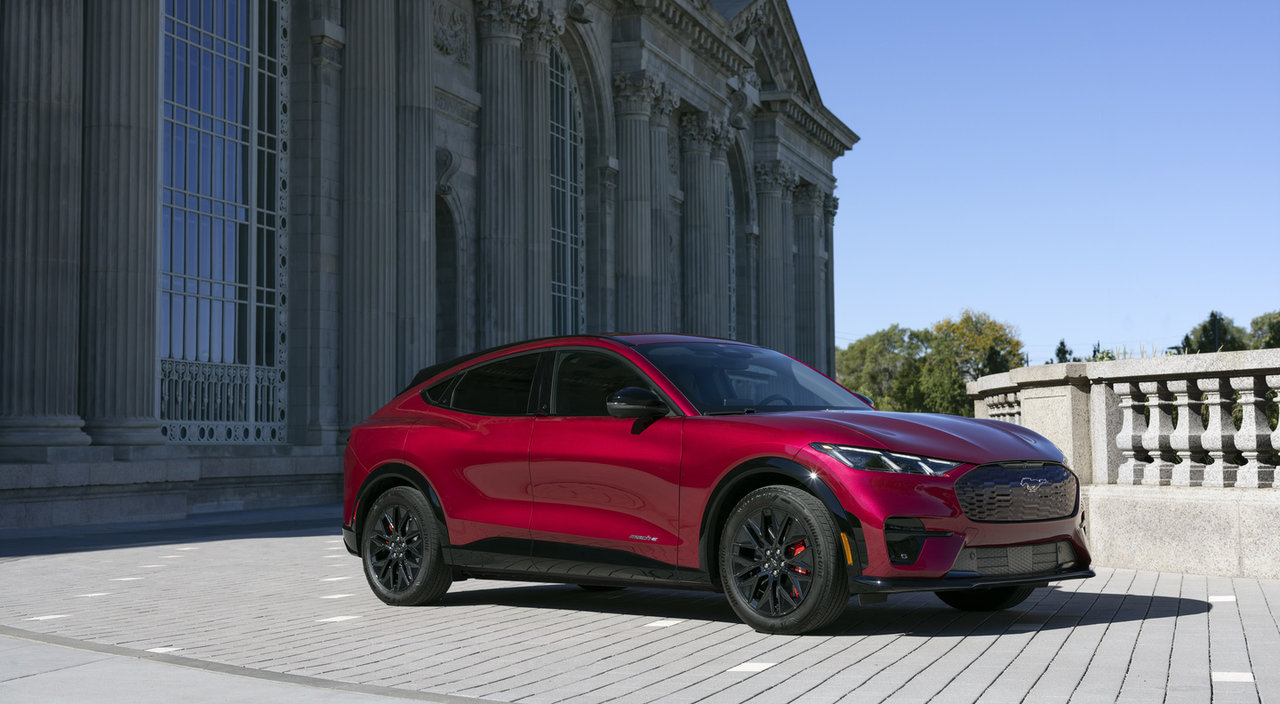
(361, 487), (452, 606)
(934, 585), (1034, 611)
(719, 485), (849, 634)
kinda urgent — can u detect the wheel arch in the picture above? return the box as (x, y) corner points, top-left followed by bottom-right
(698, 457), (864, 591)
(351, 463), (450, 556)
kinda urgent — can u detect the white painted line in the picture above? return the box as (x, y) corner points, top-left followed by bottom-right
(727, 662), (775, 673)
(110, 577), (143, 582)
(76, 593), (110, 598)
(27, 615), (70, 621)
(645, 620), (682, 628)
(320, 594), (353, 600)
(159, 555), (182, 559)
(321, 576), (353, 582)
(147, 647), (182, 654)
(316, 616), (359, 623)
(326, 539), (343, 544)
(140, 564), (166, 568)
(1208, 595), (1236, 603)
(327, 546), (346, 551)
(176, 547), (199, 551)
(324, 554), (346, 559)
(1212, 672), (1254, 683)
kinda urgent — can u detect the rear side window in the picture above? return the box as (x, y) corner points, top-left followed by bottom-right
(449, 354), (540, 416)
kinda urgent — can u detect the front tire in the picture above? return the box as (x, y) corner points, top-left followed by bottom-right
(361, 487), (452, 606)
(934, 585), (1034, 611)
(719, 485), (849, 634)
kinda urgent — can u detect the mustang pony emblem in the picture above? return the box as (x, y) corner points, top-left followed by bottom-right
(1020, 477), (1049, 493)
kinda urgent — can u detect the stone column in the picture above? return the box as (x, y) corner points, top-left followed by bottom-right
(755, 160), (798, 356)
(709, 129), (733, 339)
(648, 87), (677, 332)
(523, 9), (563, 338)
(340, 2), (397, 429)
(792, 184), (824, 368)
(0, 0), (90, 448)
(614, 72), (657, 331)
(395, 0), (435, 381)
(78, 0), (163, 445)
(288, 5), (344, 445)
(679, 115), (726, 338)
(477, 0), (530, 346)
(822, 195), (838, 375)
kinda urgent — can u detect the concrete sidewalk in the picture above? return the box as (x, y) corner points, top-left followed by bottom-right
(0, 506), (1275, 703)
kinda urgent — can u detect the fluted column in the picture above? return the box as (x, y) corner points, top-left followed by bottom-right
(340, 2), (397, 429)
(755, 160), (798, 355)
(792, 184), (824, 368)
(395, 0), (435, 381)
(0, 0), (90, 447)
(614, 73), (658, 331)
(822, 195), (838, 375)
(478, 0), (530, 346)
(649, 86), (678, 332)
(679, 115), (725, 337)
(709, 129), (732, 338)
(78, 0), (163, 445)
(523, 10), (563, 338)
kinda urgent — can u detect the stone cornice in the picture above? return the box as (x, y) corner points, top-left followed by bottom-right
(630, 0), (753, 78)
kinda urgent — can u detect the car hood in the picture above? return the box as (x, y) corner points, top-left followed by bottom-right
(788, 410), (1065, 465)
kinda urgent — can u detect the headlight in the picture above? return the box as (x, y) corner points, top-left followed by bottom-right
(811, 443), (962, 476)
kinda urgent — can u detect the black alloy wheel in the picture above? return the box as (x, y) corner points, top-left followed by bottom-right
(934, 585), (1034, 611)
(361, 487), (452, 606)
(720, 485), (848, 634)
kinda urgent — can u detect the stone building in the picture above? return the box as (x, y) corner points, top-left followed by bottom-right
(0, 0), (856, 527)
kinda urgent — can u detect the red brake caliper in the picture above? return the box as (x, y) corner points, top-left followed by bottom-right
(788, 541), (809, 597)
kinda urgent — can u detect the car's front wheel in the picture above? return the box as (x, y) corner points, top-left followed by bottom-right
(361, 486), (452, 606)
(934, 585), (1034, 611)
(719, 485), (849, 634)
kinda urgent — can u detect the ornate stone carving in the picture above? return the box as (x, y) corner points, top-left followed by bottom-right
(434, 3), (473, 65)
(434, 88), (479, 126)
(754, 160), (797, 192)
(613, 72), (659, 112)
(679, 114), (726, 151)
(523, 4), (565, 53)
(742, 68), (761, 90)
(436, 147), (460, 196)
(731, 5), (768, 38)
(652, 84), (680, 117)
(476, 0), (536, 37)
(794, 184), (823, 210)
(824, 194), (839, 217)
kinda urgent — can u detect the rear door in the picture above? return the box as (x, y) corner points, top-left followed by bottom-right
(529, 349), (684, 581)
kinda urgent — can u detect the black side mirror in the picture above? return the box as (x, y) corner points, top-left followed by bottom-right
(851, 392), (876, 410)
(606, 387), (668, 419)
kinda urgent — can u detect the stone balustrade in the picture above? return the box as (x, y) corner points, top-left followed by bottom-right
(967, 350), (1280, 578)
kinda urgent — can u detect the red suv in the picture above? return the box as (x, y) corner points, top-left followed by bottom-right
(343, 334), (1092, 634)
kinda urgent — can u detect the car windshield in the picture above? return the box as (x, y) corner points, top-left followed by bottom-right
(636, 341), (870, 414)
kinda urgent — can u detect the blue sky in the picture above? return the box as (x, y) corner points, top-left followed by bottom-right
(789, 1), (1280, 362)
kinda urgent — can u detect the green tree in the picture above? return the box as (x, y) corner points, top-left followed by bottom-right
(1086, 341), (1116, 362)
(1050, 339), (1080, 364)
(1180, 311), (1248, 353)
(834, 325), (925, 412)
(915, 330), (972, 416)
(932, 309), (1027, 381)
(1248, 310), (1280, 350)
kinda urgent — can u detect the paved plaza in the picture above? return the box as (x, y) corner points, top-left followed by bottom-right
(0, 506), (1275, 703)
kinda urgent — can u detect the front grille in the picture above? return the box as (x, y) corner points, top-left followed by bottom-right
(952, 541), (1076, 576)
(954, 463), (1078, 522)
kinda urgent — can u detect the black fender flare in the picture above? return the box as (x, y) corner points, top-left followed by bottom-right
(697, 457), (866, 589)
(350, 464), (450, 555)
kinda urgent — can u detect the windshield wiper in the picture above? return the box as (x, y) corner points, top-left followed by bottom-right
(704, 408), (759, 415)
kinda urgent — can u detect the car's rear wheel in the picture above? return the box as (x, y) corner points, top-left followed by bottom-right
(719, 485), (849, 634)
(361, 487), (452, 606)
(934, 585), (1034, 611)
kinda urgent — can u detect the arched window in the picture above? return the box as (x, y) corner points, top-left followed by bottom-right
(159, 0), (288, 443)
(549, 44), (585, 335)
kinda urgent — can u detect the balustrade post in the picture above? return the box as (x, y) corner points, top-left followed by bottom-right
(1231, 376), (1274, 488)
(1197, 378), (1237, 487)
(1138, 381), (1174, 485)
(1269, 374), (1280, 474)
(1167, 379), (1204, 486)
(1115, 383), (1148, 485)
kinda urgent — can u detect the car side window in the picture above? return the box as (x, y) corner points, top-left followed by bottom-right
(449, 353), (540, 416)
(552, 350), (649, 417)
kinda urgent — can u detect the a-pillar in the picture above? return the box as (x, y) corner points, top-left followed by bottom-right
(79, 0), (164, 445)
(395, 0), (436, 381)
(0, 0), (91, 448)
(792, 184), (824, 368)
(679, 115), (727, 338)
(340, 2), (397, 429)
(649, 86), (678, 332)
(523, 8), (563, 338)
(755, 161), (798, 356)
(822, 195), (839, 375)
(478, 0), (529, 346)
(614, 72), (657, 331)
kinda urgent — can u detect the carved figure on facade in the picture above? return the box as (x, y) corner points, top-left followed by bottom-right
(437, 147), (461, 196)
(434, 3), (473, 65)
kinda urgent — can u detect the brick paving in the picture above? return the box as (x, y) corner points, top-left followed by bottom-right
(0, 507), (1276, 703)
